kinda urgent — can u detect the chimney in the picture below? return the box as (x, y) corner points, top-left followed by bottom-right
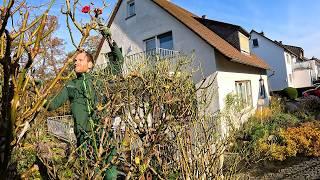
(202, 15), (206, 19)
(279, 41), (282, 44)
(260, 31), (264, 36)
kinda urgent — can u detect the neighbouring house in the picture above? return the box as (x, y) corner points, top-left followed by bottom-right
(309, 56), (320, 82)
(95, 0), (270, 121)
(250, 30), (319, 91)
(283, 45), (320, 85)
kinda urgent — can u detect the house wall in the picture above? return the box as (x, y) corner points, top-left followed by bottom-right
(309, 60), (319, 81)
(250, 32), (288, 91)
(284, 51), (295, 87)
(215, 51), (269, 112)
(95, 0), (271, 118)
(96, 0), (217, 82)
(293, 69), (312, 88)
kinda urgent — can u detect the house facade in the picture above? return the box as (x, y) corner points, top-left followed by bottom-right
(250, 30), (316, 91)
(95, 0), (270, 117)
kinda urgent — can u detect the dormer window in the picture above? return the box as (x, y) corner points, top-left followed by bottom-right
(127, 0), (135, 19)
(239, 32), (250, 54)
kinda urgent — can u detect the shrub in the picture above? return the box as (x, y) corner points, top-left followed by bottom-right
(253, 107), (272, 123)
(270, 113), (299, 128)
(282, 87), (298, 100)
(257, 121), (320, 161)
(299, 95), (320, 115)
(269, 96), (284, 115)
(234, 102), (300, 162)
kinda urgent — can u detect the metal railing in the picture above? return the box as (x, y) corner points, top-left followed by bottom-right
(100, 48), (180, 75)
(47, 115), (76, 143)
(124, 48), (180, 74)
(126, 48), (180, 62)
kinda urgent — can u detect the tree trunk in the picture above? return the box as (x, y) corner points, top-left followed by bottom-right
(0, 31), (14, 176)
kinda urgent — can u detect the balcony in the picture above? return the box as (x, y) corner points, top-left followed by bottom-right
(126, 48), (179, 62)
(124, 48), (180, 74)
(293, 61), (312, 70)
(97, 48), (180, 74)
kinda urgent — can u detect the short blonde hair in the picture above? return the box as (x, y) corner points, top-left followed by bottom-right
(78, 50), (94, 64)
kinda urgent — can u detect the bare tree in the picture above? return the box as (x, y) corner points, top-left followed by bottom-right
(0, 0), (109, 175)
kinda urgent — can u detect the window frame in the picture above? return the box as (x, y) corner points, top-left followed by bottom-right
(158, 31), (173, 50)
(143, 31), (174, 52)
(252, 38), (259, 47)
(145, 37), (157, 54)
(126, 0), (136, 19)
(235, 80), (253, 109)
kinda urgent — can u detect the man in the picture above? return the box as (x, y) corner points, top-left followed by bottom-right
(105, 36), (124, 76)
(46, 51), (96, 146)
(46, 47), (123, 179)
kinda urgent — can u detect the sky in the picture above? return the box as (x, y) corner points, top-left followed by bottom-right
(8, 0), (320, 58)
(171, 0), (320, 58)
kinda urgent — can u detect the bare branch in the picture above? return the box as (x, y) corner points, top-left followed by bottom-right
(9, 0), (25, 15)
(0, 0), (14, 37)
(65, 16), (77, 48)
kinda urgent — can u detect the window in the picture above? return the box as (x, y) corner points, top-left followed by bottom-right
(158, 32), (173, 50)
(145, 37), (156, 52)
(144, 31), (173, 52)
(239, 32), (250, 54)
(252, 39), (259, 47)
(127, 0), (135, 18)
(235, 81), (252, 108)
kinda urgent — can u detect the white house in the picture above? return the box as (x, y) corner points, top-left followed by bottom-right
(250, 30), (316, 91)
(95, 0), (270, 117)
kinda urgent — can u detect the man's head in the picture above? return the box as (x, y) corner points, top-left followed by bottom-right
(74, 51), (94, 73)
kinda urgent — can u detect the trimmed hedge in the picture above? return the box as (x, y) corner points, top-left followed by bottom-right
(282, 87), (298, 100)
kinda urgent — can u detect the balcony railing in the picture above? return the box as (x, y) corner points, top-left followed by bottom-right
(126, 48), (180, 62)
(124, 48), (179, 73)
(293, 61), (312, 70)
(98, 48), (180, 74)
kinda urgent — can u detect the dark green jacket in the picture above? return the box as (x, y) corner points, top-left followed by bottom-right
(47, 73), (96, 133)
(107, 41), (124, 75)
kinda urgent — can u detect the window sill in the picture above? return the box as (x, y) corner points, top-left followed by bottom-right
(125, 14), (136, 20)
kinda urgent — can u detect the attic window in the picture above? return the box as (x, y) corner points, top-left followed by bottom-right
(252, 39), (259, 47)
(127, 0), (135, 19)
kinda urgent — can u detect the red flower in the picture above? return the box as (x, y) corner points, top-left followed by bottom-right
(81, 5), (90, 13)
(94, 8), (103, 15)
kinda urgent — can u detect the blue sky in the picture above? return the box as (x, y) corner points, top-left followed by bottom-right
(14, 0), (320, 58)
(171, 0), (320, 58)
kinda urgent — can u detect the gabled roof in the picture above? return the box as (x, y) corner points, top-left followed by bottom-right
(250, 30), (299, 58)
(95, 0), (269, 70)
(282, 44), (304, 57)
